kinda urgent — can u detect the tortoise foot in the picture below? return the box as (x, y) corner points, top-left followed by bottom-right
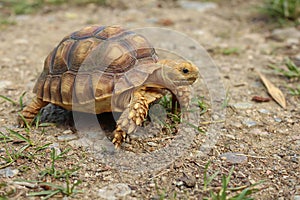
(17, 116), (32, 128)
(18, 98), (48, 128)
(112, 127), (127, 149)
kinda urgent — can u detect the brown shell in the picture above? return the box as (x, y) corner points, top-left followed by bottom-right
(34, 25), (158, 107)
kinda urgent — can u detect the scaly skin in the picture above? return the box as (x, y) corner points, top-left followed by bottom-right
(112, 87), (163, 148)
(112, 60), (198, 148)
(18, 97), (48, 127)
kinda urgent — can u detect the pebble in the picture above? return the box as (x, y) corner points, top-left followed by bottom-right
(291, 155), (299, 163)
(98, 183), (131, 200)
(224, 134), (236, 140)
(149, 183), (156, 188)
(259, 109), (270, 114)
(68, 138), (93, 148)
(65, 12), (78, 19)
(179, 1), (217, 12)
(274, 117), (282, 122)
(232, 102), (253, 109)
(242, 119), (257, 127)
(13, 39), (29, 45)
(294, 196), (300, 200)
(0, 167), (19, 177)
(175, 181), (184, 187)
(220, 152), (248, 164)
(63, 129), (73, 134)
(147, 142), (158, 147)
(57, 134), (77, 141)
(0, 80), (12, 90)
(180, 175), (196, 188)
(249, 128), (269, 137)
(48, 143), (61, 155)
(286, 38), (299, 45)
(271, 27), (300, 41)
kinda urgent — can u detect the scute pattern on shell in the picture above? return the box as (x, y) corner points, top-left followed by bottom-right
(33, 25), (158, 105)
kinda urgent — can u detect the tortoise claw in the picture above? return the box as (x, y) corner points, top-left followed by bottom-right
(17, 114), (31, 128)
(112, 127), (127, 149)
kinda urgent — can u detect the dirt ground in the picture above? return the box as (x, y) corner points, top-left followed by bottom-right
(0, 0), (299, 199)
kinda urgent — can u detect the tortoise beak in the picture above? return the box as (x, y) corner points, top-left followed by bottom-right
(174, 76), (198, 86)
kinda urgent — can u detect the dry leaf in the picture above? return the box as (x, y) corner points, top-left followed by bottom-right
(157, 18), (174, 26)
(252, 96), (271, 102)
(257, 71), (286, 109)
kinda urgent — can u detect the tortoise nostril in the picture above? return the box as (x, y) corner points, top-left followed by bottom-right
(182, 68), (189, 74)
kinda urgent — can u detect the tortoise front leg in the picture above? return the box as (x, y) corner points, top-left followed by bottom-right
(112, 88), (163, 148)
(18, 97), (48, 127)
(171, 86), (192, 121)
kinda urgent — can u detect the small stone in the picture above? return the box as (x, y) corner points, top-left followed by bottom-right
(271, 27), (300, 41)
(259, 109), (270, 114)
(212, 114), (220, 120)
(242, 119), (257, 127)
(68, 138), (93, 148)
(266, 170), (272, 175)
(291, 155), (299, 163)
(149, 183), (156, 188)
(48, 143), (61, 155)
(232, 102), (253, 109)
(294, 196), (300, 200)
(65, 12), (78, 19)
(63, 129), (73, 134)
(0, 80), (12, 89)
(57, 134), (77, 141)
(0, 167), (19, 177)
(13, 39), (28, 45)
(193, 30), (205, 35)
(274, 117), (282, 122)
(179, 1), (217, 12)
(180, 175), (196, 188)
(286, 38), (299, 45)
(249, 128), (269, 137)
(224, 134), (235, 140)
(220, 152), (248, 164)
(98, 183), (131, 200)
(147, 142), (158, 147)
(175, 181), (184, 187)
(231, 121), (242, 128)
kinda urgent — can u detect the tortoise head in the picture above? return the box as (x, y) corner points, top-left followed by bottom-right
(159, 59), (199, 87)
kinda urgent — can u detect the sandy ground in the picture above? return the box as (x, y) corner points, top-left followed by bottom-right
(0, 0), (299, 199)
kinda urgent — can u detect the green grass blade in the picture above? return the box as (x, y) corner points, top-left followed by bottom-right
(41, 190), (61, 200)
(28, 189), (61, 200)
(17, 112), (31, 129)
(35, 143), (52, 151)
(0, 95), (18, 106)
(0, 131), (13, 142)
(27, 190), (58, 196)
(19, 92), (26, 109)
(7, 128), (32, 145)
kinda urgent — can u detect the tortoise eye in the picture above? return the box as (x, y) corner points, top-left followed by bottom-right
(182, 68), (189, 74)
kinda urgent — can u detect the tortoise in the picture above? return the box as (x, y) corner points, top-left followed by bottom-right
(19, 25), (199, 148)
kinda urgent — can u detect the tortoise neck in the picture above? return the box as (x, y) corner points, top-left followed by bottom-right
(145, 67), (174, 90)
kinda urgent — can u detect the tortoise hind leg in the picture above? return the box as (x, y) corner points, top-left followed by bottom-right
(18, 97), (48, 127)
(112, 88), (163, 148)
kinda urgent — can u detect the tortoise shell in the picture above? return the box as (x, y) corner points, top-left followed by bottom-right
(33, 25), (158, 109)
